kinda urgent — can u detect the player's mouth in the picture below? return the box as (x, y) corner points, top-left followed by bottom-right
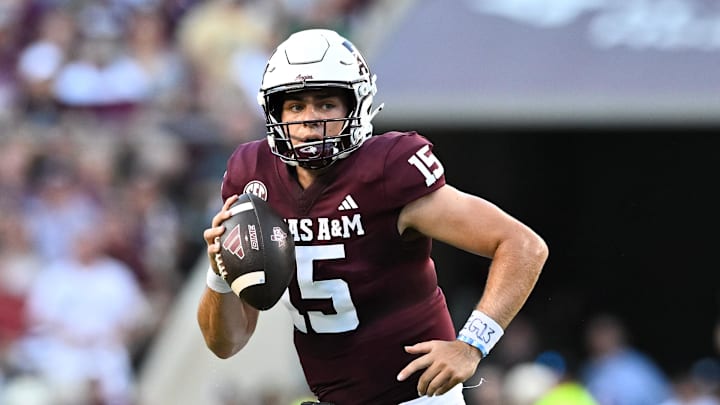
(293, 139), (340, 161)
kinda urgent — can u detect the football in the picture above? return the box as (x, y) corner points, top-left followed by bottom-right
(215, 193), (296, 310)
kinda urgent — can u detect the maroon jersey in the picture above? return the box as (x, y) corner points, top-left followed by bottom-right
(221, 131), (456, 404)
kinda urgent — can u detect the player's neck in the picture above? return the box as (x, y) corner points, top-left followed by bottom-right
(288, 163), (333, 190)
(294, 167), (312, 189)
(294, 166), (324, 189)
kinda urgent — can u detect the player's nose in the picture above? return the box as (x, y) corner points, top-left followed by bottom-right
(299, 106), (321, 124)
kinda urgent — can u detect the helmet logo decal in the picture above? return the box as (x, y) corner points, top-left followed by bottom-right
(342, 40), (368, 76)
(295, 74), (313, 82)
(356, 56), (368, 76)
(243, 181), (268, 201)
(341, 40), (356, 53)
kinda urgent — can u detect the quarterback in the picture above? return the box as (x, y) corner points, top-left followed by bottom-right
(198, 29), (548, 404)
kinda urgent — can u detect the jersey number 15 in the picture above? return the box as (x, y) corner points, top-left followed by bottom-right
(282, 245), (359, 334)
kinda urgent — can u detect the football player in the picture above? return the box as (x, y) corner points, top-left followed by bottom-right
(198, 29), (548, 404)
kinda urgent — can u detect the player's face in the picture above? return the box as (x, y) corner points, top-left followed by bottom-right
(280, 89), (349, 146)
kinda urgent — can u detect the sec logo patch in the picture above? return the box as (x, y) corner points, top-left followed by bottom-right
(244, 180), (268, 201)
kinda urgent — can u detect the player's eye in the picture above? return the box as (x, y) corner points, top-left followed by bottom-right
(318, 97), (343, 110)
(285, 103), (304, 113)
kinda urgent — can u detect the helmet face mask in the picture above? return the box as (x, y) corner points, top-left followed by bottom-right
(268, 116), (362, 170)
(258, 29), (383, 169)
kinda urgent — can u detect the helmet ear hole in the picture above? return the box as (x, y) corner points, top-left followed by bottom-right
(341, 90), (355, 117)
(267, 95), (284, 123)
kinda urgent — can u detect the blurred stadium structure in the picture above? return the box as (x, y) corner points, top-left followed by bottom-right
(1, 0), (719, 404)
(363, 0), (720, 127)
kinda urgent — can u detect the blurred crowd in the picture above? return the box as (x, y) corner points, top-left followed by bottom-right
(0, 1), (719, 405)
(464, 314), (720, 405)
(0, 0), (372, 404)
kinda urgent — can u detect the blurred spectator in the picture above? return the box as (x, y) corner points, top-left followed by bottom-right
(662, 357), (720, 405)
(102, 201), (148, 286)
(117, 169), (183, 306)
(536, 381), (599, 405)
(16, 7), (76, 125)
(14, 224), (153, 405)
(125, 112), (189, 182)
(0, 136), (39, 373)
(123, 7), (188, 111)
(690, 357), (720, 399)
(71, 126), (123, 203)
(534, 350), (599, 405)
(126, 173), (180, 279)
(50, 0), (172, 121)
(581, 313), (672, 405)
(73, 0), (138, 43)
(177, 0), (280, 92)
(0, 374), (53, 405)
(283, 0), (372, 37)
(24, 160), (102, 262)
(0, 208), (42, 373)
(463, 364), (503, 405)
(0, 134), (35, 208)
(489, 314), (541, 369)
(52, 33), (148, 116)
(661, 371), (720, 405)
(501, 362), (558, 405)
(0, 0), (25, 122)
(176, 0), (281, 144)
(228, 41), (266, 110)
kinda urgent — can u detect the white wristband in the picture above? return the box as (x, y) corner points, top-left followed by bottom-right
(206, 266), (232, 294)
(457, 310), (505, 358)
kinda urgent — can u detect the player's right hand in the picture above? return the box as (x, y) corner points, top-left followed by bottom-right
(397, 339), (481, 397)
(203, 194), (239, 273)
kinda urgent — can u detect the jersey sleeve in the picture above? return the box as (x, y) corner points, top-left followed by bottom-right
(382, 132), (446, 208)
(220, 169), (238, 202)
(220, 141), (261, 201)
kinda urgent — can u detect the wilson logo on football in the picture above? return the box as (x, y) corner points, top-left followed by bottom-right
(223, 225), (245, 259)
(270, 227), (288, 248)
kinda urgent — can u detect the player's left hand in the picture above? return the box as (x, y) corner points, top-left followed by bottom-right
(396, 339), (481, 397)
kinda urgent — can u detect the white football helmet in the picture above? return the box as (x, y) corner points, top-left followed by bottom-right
(257, 29), (383, 169)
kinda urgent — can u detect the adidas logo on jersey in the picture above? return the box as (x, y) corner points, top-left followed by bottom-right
(284, 195), (365, 243)
(338, 194), (359, 211)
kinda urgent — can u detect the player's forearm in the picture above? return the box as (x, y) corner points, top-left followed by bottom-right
(477, 233), (548, 328)
(197, 288), (259, 358)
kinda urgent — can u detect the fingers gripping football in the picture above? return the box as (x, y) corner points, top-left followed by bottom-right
(212, 193), (296, 310)
(205, 195), (238, 269)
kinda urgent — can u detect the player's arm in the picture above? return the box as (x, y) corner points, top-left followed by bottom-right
(400, 184), (548, 327)
(396, 184), (548, 395)
(197, 194), (260, 358)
